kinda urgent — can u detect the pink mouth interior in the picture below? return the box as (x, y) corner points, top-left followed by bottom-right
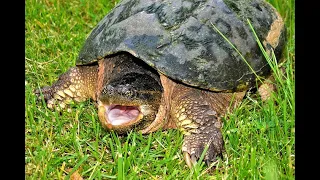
(106, 105), (140, 125)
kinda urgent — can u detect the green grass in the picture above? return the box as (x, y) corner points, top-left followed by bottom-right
(25, 0), (295, 179)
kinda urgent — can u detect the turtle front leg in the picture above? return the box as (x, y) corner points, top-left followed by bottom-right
(35, 65), (98, 110)
(169, 84), (245, 168)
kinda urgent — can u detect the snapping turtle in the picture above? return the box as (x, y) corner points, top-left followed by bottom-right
(35, 0), (285, 168)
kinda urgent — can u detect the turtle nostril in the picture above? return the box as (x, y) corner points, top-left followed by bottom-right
(105, 84), (134, 97)
(125, 90), (130, 96)
(120, 86), (133, 97)
(103, 85), (115, 95)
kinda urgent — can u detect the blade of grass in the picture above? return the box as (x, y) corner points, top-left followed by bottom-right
(64, 155), (89, 180)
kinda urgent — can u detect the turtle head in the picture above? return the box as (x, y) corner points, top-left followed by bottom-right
(97, 53), (163, 134)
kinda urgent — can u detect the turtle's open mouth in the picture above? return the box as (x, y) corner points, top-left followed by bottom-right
(105, 105), (143, 126)
(97, 99), (158, 132)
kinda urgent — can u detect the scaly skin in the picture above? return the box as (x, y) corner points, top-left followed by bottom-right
(35, 65), (98, 109)
(35, 60), (245, 168)
(159, 75), (246, 168)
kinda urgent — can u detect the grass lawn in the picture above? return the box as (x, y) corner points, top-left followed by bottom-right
(25, 0), (295, 179)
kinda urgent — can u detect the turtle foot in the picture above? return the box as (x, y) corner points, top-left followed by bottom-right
(182, 128), (224, 169)
(34, 67), (91, 110)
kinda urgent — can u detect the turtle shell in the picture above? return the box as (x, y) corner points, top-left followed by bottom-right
(77, 0), (285, 92)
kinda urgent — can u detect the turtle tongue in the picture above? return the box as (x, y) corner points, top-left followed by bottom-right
(107, 105), (141, 125)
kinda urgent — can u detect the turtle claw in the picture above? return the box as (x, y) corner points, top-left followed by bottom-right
(183, 151), (193, 169)
(205, 159), (211, 167)
(183, 152), (198, 169)
(35, 86), (52, 102)
(34, 84), (73, 111)
(35, 90), (65, 111)
(183, 146), (218, 169)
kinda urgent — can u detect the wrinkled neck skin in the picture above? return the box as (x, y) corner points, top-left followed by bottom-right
(96, 52), (164, 134)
